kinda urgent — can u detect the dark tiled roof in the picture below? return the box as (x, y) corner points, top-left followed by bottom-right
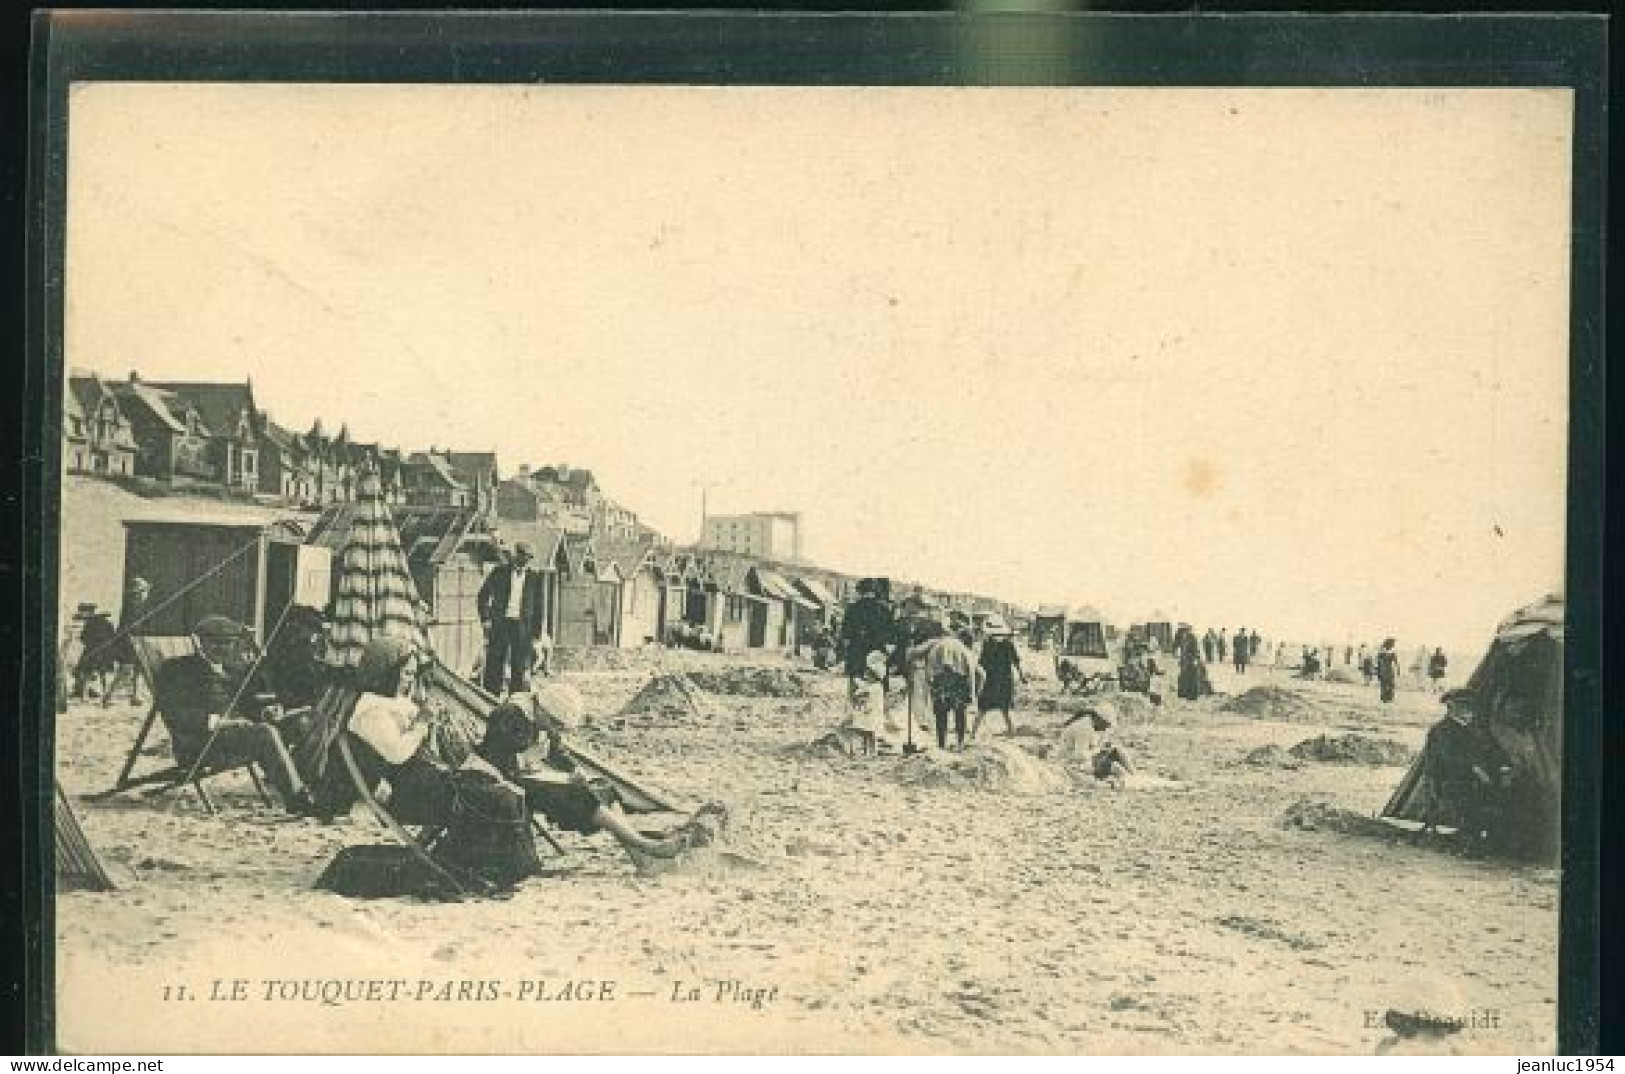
(307, 504), (489, 564)
(113, 382), (190, 433)
(147, 381), (258, 440)
(406, 452), (466, 488)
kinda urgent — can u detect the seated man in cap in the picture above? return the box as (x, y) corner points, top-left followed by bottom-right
(153, 615), (318, 814)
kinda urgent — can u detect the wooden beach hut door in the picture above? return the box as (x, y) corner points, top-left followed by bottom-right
(263, 541), (332, 638)
(747, 601), (768, 648)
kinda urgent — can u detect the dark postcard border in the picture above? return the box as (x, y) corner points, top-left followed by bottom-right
(23, 11), (1608, 1055)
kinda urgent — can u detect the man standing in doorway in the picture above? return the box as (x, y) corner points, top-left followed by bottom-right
(478, 541), (546, 696)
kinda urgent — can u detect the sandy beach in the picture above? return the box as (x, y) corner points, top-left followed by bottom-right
(56, 640), (1558, 1054)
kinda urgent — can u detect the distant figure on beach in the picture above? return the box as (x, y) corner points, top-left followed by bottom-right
(1173, 624), (1211, 701)
(894, 594), (945, 750)
(1202, 629), (1217, 664)
(1427, 647), (1449, 692)
(1275, 641), (1287, 667)
(532, 626), (555, 679)
(918, 627), (983, 752)
(1216, 629), (1228, 663)
(109, 576), (155, 705)
(844, 650), (888, 757)
(1360, 649), (1376, 686)
(1300, 646), (1322, 677)
(1232, 626), (1250, 674)
(1248, 630), (1263, 665)
(476, 541), (546, 696)
(70, 603), (119, 704)
(973, 615), (1025, 740)
(1376, 638), (1400, 703)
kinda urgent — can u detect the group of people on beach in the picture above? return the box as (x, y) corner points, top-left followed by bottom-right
(836, 580), (1026, 755)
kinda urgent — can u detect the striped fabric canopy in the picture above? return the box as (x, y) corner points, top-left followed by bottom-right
(323, 464), (433, 672)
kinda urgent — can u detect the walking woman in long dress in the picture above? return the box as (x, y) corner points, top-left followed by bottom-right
(972, 615), (1025, 739)
(1376, 638), (1401, 703)
(1173, 623), (1212, 701)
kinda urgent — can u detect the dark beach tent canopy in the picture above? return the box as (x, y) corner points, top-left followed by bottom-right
(1382, 593), (1563, 859)
(1063, 605), (1113, 659)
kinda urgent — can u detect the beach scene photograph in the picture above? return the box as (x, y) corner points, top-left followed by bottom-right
(52, 83), (1571, 1054)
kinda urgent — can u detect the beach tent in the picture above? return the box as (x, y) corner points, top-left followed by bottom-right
(1061, 606), (1113, 659)
(1382, 594), (1563, 860)
(56, 787), (115, 892)
(1141, 621), (1174, 653)
(1030, 606), (1066, 649)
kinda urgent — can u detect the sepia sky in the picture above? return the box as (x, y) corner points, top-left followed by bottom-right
(65, 84), (1572, 654)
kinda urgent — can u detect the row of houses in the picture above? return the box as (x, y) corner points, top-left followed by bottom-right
(66, 372), (661, 549)
(65, 371), (504, 510)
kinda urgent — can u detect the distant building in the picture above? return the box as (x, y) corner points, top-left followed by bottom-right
(700, 511), (804, 562)
(64, 373), (138, 477)
(505, 462), (644, 541)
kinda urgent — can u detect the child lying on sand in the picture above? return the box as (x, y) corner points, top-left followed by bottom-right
(1061, 708), (1136, 788)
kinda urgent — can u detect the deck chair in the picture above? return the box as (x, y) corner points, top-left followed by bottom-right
(88, 635), (275, 815)
(313, 685), (509, 899)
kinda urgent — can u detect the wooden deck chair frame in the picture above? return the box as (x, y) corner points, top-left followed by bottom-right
(90, 634), (275, 815)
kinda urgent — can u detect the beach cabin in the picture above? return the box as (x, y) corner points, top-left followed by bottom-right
(1063, 606), (1113, 659)
(602, 542), (662, 648)
(1031, 605), (1067, 650)
(122, 516), (330, 642)
(555, 535), (624, 648)
(749, 566), (813, 651)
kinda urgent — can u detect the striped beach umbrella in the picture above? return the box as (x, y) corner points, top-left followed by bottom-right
(322, 463), (432, 673)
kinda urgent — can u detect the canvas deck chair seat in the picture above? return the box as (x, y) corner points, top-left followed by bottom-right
(94, 634), (276, 814)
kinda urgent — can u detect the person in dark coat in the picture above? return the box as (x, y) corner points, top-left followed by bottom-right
(1201, 629), (1217, 664)
(1375, 638), (1400, 703)
(1174, 624), (1212, 701)
(71, 604), (119, 702)
(972, 616), (1025, 739)
(476, 541), (547, 696)
(1422, 688), (1512, 853)
(839, 579), (896, 685)
(1232, 626), (1251, 674)
(1427, 647), (1449, 693)
(262, 604), (330, 710)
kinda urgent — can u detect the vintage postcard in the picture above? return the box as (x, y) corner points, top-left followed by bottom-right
(39, 14), (1602, 1057)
